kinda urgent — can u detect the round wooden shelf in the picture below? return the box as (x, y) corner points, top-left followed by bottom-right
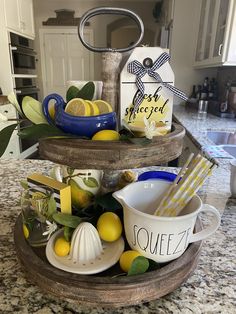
(14, 215), (202, 307)
(38, 123), (185, 170)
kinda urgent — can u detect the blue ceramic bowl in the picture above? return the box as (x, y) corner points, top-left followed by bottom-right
(138, 171), (177, 182)
(43, 93), (117, 138)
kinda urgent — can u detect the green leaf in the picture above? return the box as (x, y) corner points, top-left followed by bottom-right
(147, 259), (161, 271)
(64, 226), (74, 242)
(128, 256), (149, 276)
(66, 86), (80, 102)
(20, 180), (28, 189)
(76, 82), (95, 100)
(22, 96), (49, 124)
(83, 177), (99, 188)
(0, 123), (17, 157)
(7, 92), (24, 117)
(46, 195), (57, 218)
(95, 192), (122, 211)
(18, 124), (66, 140)
(52, 212), (81, 228)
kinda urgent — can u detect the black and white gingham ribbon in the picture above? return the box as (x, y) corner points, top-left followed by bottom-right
(127, 52), (188, 113)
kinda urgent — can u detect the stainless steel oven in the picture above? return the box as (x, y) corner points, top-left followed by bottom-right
(14, 77), (40, 158)
(10, 33), (37, 75)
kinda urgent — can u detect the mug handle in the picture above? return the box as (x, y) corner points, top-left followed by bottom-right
(42, 93), (64, 125)
(189, 204), (221, 243)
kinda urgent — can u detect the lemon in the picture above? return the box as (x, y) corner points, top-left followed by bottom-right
(119, 250), (142, 273)
(23, 224), (29, 239)
(97, 212), (122, 242)
(65, 98), (91, 116)
(92, 130), (120, 141)
(54, 237), (70, 257)
(86, 100), (99, 116)
(93, 100), (113, 114)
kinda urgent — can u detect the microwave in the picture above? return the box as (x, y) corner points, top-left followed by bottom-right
(9, 33), (37, 75)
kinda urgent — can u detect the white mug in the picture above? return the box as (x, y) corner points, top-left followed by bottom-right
(230, 159), (236, 196)
(51, 166), (103, 209)
(113, 180), (221, 263)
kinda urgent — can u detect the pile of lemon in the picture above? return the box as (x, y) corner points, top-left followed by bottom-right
(65, 98), (113, 117)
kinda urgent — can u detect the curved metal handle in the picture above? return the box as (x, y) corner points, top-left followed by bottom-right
(78, 7), (144, 52)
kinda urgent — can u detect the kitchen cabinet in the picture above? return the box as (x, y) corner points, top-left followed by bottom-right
(4, 0), (35, 39)
(194, 0), (236, 67)
(178, 135), (200, 167)
(0, 104), (20, 159)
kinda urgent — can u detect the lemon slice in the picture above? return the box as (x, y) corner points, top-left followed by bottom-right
(85, 100), (100, 116)
(65, 98), (91, 116)
(93, 100), (113, 114)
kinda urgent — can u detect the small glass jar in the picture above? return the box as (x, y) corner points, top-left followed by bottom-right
(21, 186), (54, 247)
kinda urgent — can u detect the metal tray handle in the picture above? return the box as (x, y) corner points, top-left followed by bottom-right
(78, 7), (144, 52)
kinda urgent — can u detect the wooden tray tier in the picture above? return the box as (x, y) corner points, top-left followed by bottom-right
(39, 123), (185, 170)
(14, 215), (202, 307)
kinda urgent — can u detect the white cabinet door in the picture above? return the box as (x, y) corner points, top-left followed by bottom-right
(67, 33), (94, 82)
(194, 0), (236, 67)
(4, 0), (35, 38)
(43, 33), (68, 97)
(19, 0), (35, 38)
(41, 30), (94, 99)
(4, 0), (21, 32)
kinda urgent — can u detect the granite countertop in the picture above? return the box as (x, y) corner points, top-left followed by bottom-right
(1, 108), (236, 313)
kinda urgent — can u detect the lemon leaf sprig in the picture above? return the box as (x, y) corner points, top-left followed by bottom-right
(66, 82), (95, 102)
(127, 256), (150, 276)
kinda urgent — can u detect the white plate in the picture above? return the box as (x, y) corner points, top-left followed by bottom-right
(46, 229), (125, 275)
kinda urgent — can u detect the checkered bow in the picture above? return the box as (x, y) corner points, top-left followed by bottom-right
(127, 52), (188, 113)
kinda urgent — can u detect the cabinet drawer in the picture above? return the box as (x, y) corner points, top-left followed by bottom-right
(0, 104), (17, 119)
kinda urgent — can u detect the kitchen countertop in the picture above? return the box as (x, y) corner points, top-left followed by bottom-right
(1, 107), (236, 313)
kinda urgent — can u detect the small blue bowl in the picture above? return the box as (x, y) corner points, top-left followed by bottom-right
(43, 93), (117, 138)
(138, 171), (177, 182)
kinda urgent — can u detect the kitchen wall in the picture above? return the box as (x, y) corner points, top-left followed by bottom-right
(33, 0), (158, 98)
(170, 0), (217, 103)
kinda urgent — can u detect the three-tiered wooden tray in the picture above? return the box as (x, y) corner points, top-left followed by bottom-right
(14, 215), (202, 307)
(13, 121), (204, 306)
(39, 123), (185, 170)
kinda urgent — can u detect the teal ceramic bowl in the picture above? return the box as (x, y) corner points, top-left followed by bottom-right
(43, 93), (117, 138)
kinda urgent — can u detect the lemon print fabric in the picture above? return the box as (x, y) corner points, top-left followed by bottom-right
(69, 179), (94, 209)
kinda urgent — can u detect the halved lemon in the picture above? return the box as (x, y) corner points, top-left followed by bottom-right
(93, 100), (113, 114)
(85, 100), (99, 116)
(65, 98), (91, 116)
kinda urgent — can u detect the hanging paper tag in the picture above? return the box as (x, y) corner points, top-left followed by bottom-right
(120, 47), (174, 134)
